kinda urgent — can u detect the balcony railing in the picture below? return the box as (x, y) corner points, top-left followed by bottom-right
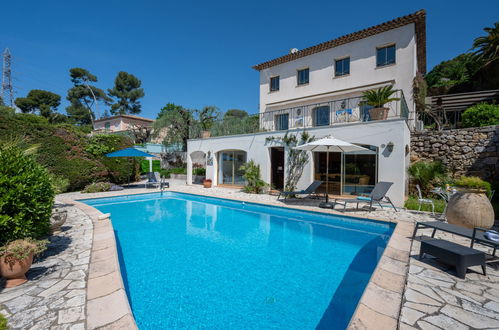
(190, 90), (409, 139)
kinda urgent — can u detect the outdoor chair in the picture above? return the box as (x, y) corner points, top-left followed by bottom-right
(145, 172), (164, 188)
(277, 181), (323, 200)
(332, 181), (397, 212)
(416, 184), (435, 215)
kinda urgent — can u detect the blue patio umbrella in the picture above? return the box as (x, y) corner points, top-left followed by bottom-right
(106, 147), (157, 185)
(106, 147), (156, 158)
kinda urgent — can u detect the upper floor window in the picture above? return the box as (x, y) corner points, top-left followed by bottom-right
(376, 45), (396, 67)
(270, 76), (280, 92)
(335, 57), (350, 76)
(297, 68), (309, 85)
(313, 106), (330, 127)
(275, 113), (289, 131)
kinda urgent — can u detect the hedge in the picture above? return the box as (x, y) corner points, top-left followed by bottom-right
(140, 159), (161, 173)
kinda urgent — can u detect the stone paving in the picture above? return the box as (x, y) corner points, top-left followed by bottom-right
(400, 229), (499, 329)
(0, 202), (93, 330)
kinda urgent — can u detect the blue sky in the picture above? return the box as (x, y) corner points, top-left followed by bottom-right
(1, 1), (498, 119)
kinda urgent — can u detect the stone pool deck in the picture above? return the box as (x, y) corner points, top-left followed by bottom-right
(0, 202), (93, 329)
(2, 182), (496, 329)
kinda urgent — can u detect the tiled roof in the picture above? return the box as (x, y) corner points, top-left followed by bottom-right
(94, 114), (154, 123)
(252, 10), (426, 73)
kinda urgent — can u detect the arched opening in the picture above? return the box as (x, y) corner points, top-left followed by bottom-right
(217, 150), (247, 186)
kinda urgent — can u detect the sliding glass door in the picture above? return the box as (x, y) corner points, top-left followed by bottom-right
(313, 145), (378, 196)
(342, 145), (378, 195)
(218, 151), (246, 185)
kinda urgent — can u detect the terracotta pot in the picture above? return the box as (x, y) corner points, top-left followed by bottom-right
(446, 191), (495, 229)
(368, 107), (389, 120)
(0, 253), (34, 288)
(201, 131), (211, 139)
(203, 180), (212, 188)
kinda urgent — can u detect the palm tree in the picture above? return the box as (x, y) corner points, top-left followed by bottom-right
(472, 22), (499, 66)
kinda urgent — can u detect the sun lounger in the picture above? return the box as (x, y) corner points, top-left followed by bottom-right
(332, 181), (397, 212)
(145, 172), (169, 189)
(278, 181), (323, 200)
(413, 221), (499, 256)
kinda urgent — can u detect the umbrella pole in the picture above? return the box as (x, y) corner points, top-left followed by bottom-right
(326, 147), (329, 203)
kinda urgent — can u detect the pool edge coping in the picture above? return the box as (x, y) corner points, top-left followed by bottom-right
(61, 198), (138, 330)
(64, 188), (415, 329)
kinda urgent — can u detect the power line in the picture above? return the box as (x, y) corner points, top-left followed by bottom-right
(1, 48), (14, 106)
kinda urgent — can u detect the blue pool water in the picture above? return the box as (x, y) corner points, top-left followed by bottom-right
(82, 192), (394, 329)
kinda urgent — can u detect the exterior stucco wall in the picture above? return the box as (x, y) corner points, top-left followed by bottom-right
(258, 24), (417, 123)
(94, 118), (153, 132)
(187, 119), (410, 206)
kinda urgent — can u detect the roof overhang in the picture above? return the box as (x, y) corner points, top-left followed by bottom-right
(252, 10), (426, 74)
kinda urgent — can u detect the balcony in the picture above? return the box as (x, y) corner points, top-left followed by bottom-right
(189, 90), (408, 139)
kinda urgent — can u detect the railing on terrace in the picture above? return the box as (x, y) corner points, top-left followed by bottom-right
(190, 90), (409, 139)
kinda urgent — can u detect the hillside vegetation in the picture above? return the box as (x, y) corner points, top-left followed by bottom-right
(0, 113), (139, 191)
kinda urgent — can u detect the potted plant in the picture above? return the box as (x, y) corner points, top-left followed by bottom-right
(0, 239), (48, 288)
(362, 85), (400, 120)
(446, 176), (494, 229)
(203, 178), (212, 188)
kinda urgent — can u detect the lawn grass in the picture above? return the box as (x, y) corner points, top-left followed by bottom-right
(404, 196), (446, 213)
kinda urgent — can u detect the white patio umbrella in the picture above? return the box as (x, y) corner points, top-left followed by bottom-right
(294, 136), (371, 207)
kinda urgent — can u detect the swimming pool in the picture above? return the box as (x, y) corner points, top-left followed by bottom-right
(82, 192), (394, 329)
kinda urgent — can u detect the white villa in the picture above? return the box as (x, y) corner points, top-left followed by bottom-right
(187, 10), (427, 206)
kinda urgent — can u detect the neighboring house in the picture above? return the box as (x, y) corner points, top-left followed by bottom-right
(93, 114), (154, 133)
(187, 10), (427, 206)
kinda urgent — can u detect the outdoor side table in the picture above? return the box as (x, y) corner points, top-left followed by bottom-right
(419, 238), (486, 279)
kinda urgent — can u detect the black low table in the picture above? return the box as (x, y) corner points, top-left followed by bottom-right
(420, 238), (486, 279)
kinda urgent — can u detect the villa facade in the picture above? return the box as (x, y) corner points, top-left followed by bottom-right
(93, 114), (154, 133)
(187, 10), (427, 206)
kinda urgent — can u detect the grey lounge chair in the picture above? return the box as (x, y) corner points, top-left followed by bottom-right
(145, 172), (167, 188)
(278, 181), (323, 200)
(413, 221), (498, 256)
(333, 181), (397, 212)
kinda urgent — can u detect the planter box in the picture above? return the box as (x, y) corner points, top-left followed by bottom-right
(170, 174), (188, 181)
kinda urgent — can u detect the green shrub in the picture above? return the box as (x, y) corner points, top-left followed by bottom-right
(170, 167), (187, 175)
(408, 160), (447, 195)
(193, 168), (206, 176)
(461, 103), (499, 128)
(48, 173), (70, 194)
(454, 176), (492, 194)
(82, 182), (111, 193)
(0, 143), (54, 244)
(239, 160), (267, 194)
(0, 313), (7, 330)
(404, 196), (446, 213)
(140, 159), (161, 174)
(159, 169), (170, 178)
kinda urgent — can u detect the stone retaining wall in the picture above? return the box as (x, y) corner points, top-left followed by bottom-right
(411, 125), (499, 182)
